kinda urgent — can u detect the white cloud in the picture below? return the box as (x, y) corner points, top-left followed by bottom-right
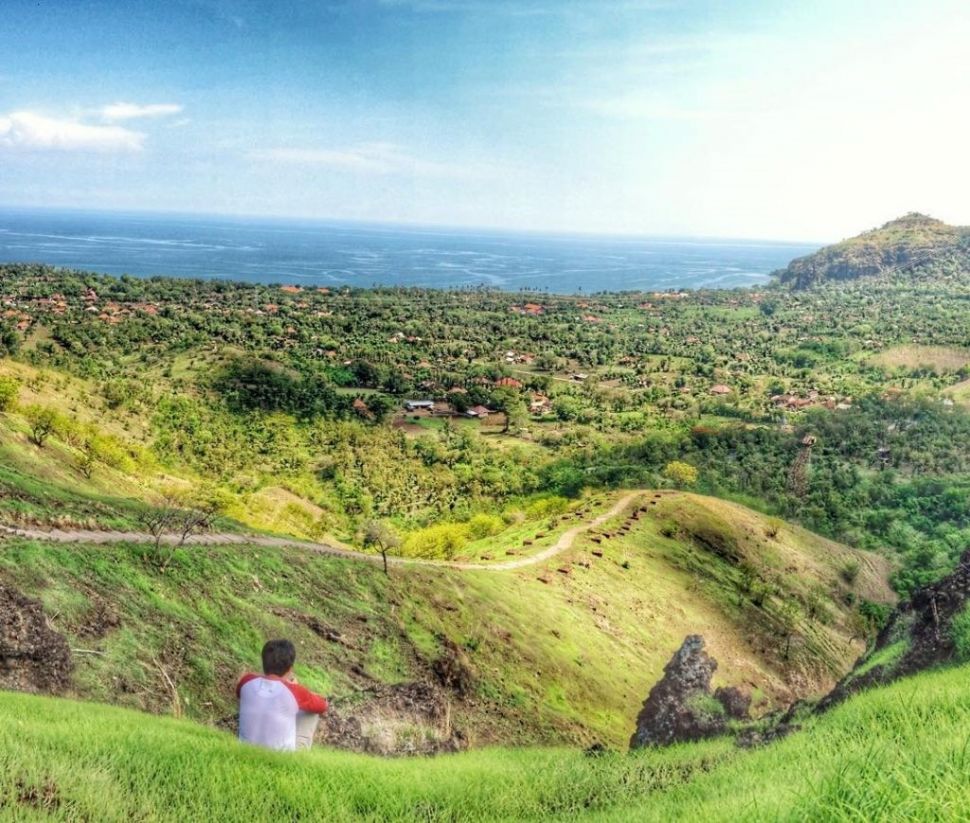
(0, 111), (144, 152)
(100, 102), (184, 121)
(254, 142), (476, 178)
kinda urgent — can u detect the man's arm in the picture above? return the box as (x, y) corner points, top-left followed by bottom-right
(236, 672), (259, 698)
(284, 681), (328, 714)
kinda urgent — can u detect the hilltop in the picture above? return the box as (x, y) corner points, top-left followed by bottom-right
(775, 212), (970, 288)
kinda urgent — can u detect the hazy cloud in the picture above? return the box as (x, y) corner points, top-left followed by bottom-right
(100, 102), (184, 121)
(0, 111), (144, 152)
(377, 0), (668, 16)
(254, 142), (477, 178)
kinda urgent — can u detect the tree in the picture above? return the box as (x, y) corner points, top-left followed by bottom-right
(24, 405), (58, 448)
(363, 519), (401, 575)
(78, 441), (96, 479)
(663, 460), (699, 488)
(141, 490), (222, 569)
(497, 395), (527, 434)
(0, 322), (19, 357)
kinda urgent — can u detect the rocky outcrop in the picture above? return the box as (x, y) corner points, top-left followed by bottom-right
(819, 547), (970, 711)
(0, 582), (73, 693)
(713, 685), (751, 720)
(630, 635), (747, 748)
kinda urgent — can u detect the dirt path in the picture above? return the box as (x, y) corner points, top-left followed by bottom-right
(0, 493), (641, 572)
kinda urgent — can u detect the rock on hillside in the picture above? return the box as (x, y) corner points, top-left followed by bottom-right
(629, 635), (749, 749)
(776, 213), (970, 289)
(819, 547), (970, 711)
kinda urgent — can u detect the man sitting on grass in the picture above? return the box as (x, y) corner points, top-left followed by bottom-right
(237, 638), (329, 751)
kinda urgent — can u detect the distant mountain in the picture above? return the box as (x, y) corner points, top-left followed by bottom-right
(776, 213), (970, 289)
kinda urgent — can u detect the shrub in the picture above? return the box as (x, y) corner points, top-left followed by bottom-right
(525, 496), (569, 519)
(467, 513), (504, 540)
(501, 508), (526, 525)
(663, 460), (699, 487)
(403, 523), (470, 560)
(840, 560), (861, 585)
(0, 376), (19, 411)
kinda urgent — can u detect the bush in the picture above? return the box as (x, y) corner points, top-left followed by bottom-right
(501, 509), (526, 525)
(0, 376), (19, 411)
(467, 513), (504, 540)
(403, 523), (470, 559)
(663, 460), (699, 487)
(840, 560), (861, 585)
(89, 434), (137, 473)
(525, 496), (569, 519)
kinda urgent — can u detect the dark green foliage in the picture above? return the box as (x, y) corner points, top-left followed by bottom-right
(214, 359), (349, 419)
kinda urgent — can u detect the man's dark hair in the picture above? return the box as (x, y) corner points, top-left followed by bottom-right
(261, 639), (296, 676)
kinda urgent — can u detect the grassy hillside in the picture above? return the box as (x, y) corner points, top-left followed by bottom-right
(0, 491), (891, 750)
(3, 661), (969, 821)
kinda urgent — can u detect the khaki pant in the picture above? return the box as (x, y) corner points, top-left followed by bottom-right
(295, 711), (320, 751)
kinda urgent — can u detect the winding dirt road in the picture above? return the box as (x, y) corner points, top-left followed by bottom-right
(0, 493), (641, 572)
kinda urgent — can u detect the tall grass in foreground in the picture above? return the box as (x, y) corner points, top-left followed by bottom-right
(4, 664), (970, 821)
(0, 692), (728, 821)
(602, 664), (970, 821)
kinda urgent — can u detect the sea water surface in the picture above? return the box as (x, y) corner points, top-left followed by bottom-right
(0, 208), (819, 293)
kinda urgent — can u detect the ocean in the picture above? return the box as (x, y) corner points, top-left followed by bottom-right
(0, 208), (818, 293)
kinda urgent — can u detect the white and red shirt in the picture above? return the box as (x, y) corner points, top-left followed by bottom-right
(237, 673), (328, 751)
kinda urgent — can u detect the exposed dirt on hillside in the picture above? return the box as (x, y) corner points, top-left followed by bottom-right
(0, 581), (73, 693)
(321, 682), (468, 756)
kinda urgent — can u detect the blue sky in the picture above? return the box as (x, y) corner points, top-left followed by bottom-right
(2, 0), (969, 240)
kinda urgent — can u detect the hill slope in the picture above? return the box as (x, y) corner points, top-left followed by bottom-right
(776, 212), (970, 288)
(0, 492), (892, 751)
(2, 660), (968, 821)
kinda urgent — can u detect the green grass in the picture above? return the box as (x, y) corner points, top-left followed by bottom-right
(950, 603), (970, 662)
(848, 639), (908, 681)
(4, 663), (970, 820)
(0, 448), (149, 530)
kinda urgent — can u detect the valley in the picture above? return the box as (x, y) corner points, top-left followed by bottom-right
(0, 213), (967, 818)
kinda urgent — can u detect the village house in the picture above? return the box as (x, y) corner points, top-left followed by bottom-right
(495, 376), (523, 389)
(709, 384), (732, 396)
(404, 400), (435, 412)
(465, 405), (491, 419)
(529, 395), (552, 414)
(771, 394), (812, 410)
